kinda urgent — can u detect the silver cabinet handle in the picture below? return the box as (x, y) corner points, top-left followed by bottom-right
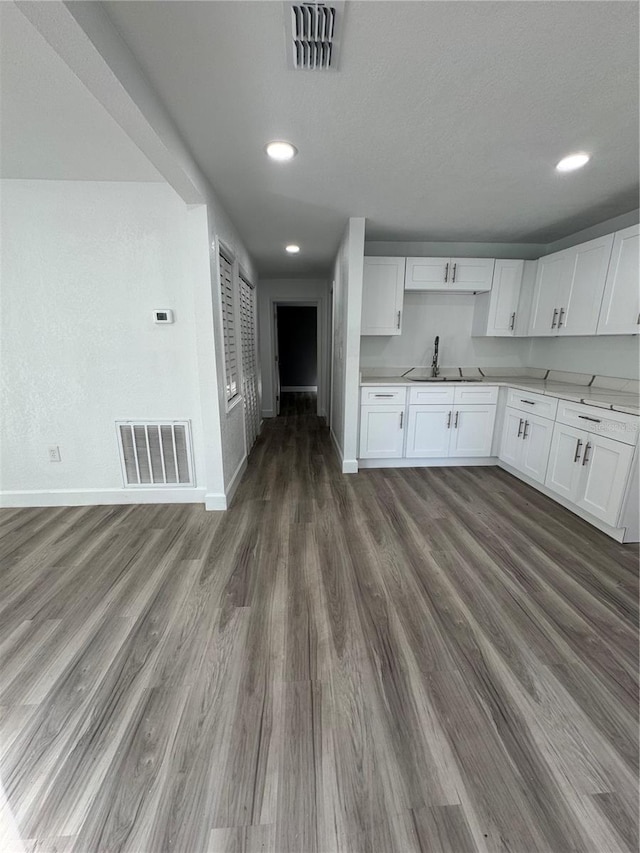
(444, 262), (449, 282)
(517, 418), (524, 437)
(582, 442), (591, 466)
(521, 399), (535, 405)
(578, 415), (601, 423)
(374, 394), (394, 397)
(451, 263), (457, 283)
(454, 411), (459, 428)
(523, 420), (529, 439)
(573, 438), (582, 462)
(551, 308), (559, 329)
(509, 312), (516, 330)
(399, 411), (404, 429)
(397, 310), (401, 329)
(558, 307), (565, 328)
(447, 411), (452, 429)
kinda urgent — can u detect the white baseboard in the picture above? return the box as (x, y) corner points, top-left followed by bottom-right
(498, 461), (629, 543)
(358, 457), (499, 469)
(225, 456), (248, 508)
(205, 492), (227, 511)
(0, 487), (207, 508)
(342, 459), (358, 474)
(281, 386), (317, 392)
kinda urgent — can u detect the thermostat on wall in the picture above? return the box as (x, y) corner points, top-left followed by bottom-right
(153, 309), (174, 324)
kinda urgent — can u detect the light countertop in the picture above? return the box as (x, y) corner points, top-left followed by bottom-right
(360, 374), (639, 415)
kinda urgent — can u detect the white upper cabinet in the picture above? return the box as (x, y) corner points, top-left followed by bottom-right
(560, 234), (615, 335)
(472, 259), (524, 337)
(361, 257), (406, 336)
(405, 257), (494, 292)
(528, 234), (614, 336)
(528, 251), (573, 336)
(596, 224), (640, 335)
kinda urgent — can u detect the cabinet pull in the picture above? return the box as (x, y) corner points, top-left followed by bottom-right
(521, 399), (535, 405)
(447, 411), (452, 429)
(399, 412), (404, 429)
(582, 442), (591, 466)
(444, 263), (449, 282)
(454, 411), (459, 428)
(578, 415), (601, 423)
(558, 307), (565, 328)
(517, 418), (524, 437)
(551, 308), (559, 329)
(509, 312), (516, 330)
(374, 394), (394, 397)
(451, 263), (457, 283)
(573, 438), (582, 462)
(523, 420), (529, 439)
(397, 310), (401, 329)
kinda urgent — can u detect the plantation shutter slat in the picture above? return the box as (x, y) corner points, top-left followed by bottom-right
(240, 275), (259, 450)
(219, 251), (239, 402)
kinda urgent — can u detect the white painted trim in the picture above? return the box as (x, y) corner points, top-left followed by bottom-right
(342, 459), (359, 474)
(281, 386), (317, 392)
(330, 427), (343, 466)
(358, 457), (499, 469)
(0, 488), (207, 508)
(498, 460), (629, 543)
(225, 457), (248, 507)
(205, 492), (227, 511)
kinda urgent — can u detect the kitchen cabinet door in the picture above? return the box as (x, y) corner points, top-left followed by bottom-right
(576, 433), (635, 526)
(405, 257), (451, 290)
(359, 406), (405, 458)
(449, 405), (496, 457)
(486, 259), (524, 335)
(498, 407), (525, 468)
(545, 423), (585, 502)
(448, 258), (495, 292)
(519, 413), (554, 484)
(361, 257), (406, 335)
(406, 405), (452, 458)
(528, 251), (571, 336)
(559, 234), (614, 336)
(597, 224), (640, 335)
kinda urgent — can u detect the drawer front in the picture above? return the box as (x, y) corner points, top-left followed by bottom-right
(507, 388), (558, 420)
(408, 386), (455, 405)
(361, 386), (407, 406)
(454, 385), (498, 405)
(556, 400), (639, 446)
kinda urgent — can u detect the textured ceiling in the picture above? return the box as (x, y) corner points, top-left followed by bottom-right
(0, 2), (161, 183)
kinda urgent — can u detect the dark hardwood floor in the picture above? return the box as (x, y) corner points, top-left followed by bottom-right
(279, 390), (317, 416)
(1, 408), (638, 852)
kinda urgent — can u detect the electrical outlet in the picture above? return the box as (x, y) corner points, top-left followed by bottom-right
(48, 446), (61, 463)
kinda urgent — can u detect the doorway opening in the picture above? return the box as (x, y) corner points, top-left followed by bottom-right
(275, 304), (318, 416)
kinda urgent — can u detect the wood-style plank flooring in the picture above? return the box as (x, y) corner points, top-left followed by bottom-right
(1, 399), (638, 852)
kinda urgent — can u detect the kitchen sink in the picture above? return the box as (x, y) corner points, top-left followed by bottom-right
(407, 376), (482, 382)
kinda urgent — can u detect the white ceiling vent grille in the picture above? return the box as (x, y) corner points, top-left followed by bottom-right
(284, 2), (344, 71)
(117, 421), (193, 487)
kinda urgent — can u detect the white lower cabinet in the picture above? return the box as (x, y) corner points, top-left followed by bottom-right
(545, 423), (635, 526)
(406, 406), (451, 457)
(405, 401), (496, 458)
(359, 405), (405, 458)
(499, 406), (554, 484)
(449, 404), (496, 457)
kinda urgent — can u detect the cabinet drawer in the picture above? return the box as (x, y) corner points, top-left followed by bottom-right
(408, 386), (455, 405)
(507, 388), (558, 420)
(361, 386), (407, 406)
(454, 385), (498, 405)
(556, 400), (639, 446)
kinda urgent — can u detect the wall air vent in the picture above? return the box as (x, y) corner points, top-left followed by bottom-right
(284, 2), (344, 71)
(117, 421), (193, 487)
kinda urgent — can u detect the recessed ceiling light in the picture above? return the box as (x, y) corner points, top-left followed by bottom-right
(285, 244), (300, 254)
(265, 141), (298, 161)
(556, 153), (590, 172)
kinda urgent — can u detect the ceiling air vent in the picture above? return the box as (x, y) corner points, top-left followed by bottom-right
(284, 2), (344, 71)
(117, 421), (193, 487)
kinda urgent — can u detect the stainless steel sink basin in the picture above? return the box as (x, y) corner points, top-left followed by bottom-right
(407, 377), (482, 382)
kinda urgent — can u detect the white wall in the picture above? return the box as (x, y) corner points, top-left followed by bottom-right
(360, 292), (530, 371)
(331, 218), (366, 472)
(257, 279), (330, 418)
(0, 179), (208, 501)
(527, 337), (639, 380)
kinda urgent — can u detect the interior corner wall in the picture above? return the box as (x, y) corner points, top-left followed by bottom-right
(0, 179), (209, 504)
(330, 218), (365, 472)
(257, 279), (330, 418)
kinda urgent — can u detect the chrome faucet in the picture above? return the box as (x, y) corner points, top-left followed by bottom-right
(431, 335), (440, 377)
